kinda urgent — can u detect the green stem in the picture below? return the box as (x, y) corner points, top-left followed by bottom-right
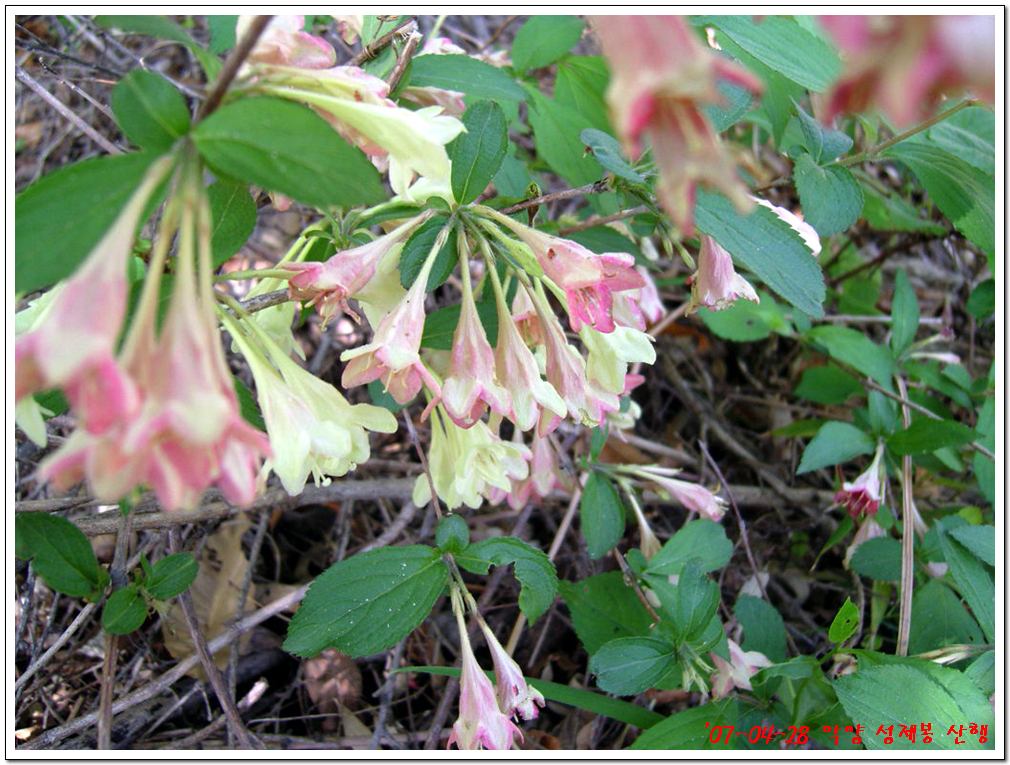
(214, 268), (293, 282)
(839, 99), (977, 166)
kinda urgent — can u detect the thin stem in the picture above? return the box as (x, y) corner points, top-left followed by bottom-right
(613, 549), (662, 624)
(214, 268), (293, 282)
(495, 180), (610, 215)
(839, 99), (977, 166)
(558, 205), (647, 235)
(895, 377), (915, 658)
(348, 16), (418, 66)
(197, 15), (273, 121)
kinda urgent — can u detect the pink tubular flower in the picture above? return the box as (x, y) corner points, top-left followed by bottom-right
(239, 15), (335, 69)
(820, 15), (995, 128)
(686, 236), (759, 314)
(15, 158), (171, 433)
(835, 443), (886, 521)
(340, 232), (446, 405)
(448, 595), (522, 750)
(630, 466), (727, 522)
(283, 214), (430, 327)
(710, 639), (773, 699)
(593, 16), (762, 234)
(480, 622), (545, 721)
(489, 432), (571, 510)
(441, 265), (511, 428)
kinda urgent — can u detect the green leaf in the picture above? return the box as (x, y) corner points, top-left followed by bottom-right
(883, 139), (995, 258)
(558, 572), (655, 655)
(889, 269), (919, 356)
(859, 185), (948, 235)
(700, 15), (841, 92)
(207, 179), (256, 267)
(887, 419), (975, 456)
(101, 587), (148, 635)
(973, 395), (995, 504)
(398, 217), (456, 290)
(646, 520), (733, 577)
(805, 325), (896, 387)
(849, 537), (902, 582)
(192, 96), (384, 210)
(456, 537), (558, 624)
(828, 596), (859, 644)
(407, 54), (527, 101)
(966, 279), (995, 319)
(936, 518), (994, 642)
(434, 515), (469, 554)
(555, 57), (611, 132)
(579, 473), (625, 560)
(111, 69), (190, 152)
(949, 525), (995, 567)
(401, 665), (663, 729)
(419, 300), (499, 352)
(527, 90), (601, 187)
(835, 664), (989, 749)
(580, 128), (645, 184)
(796, 420), (875, 474)
(964, 651), (995, 697)
(908, 579), (984, 654)
(925, 106), (995, 176)
(15, 513), (104, 599)
(698, 289), (792, 342)
(283, 545), (448, 658)
(705, 81), (756, 133)
(589, 637), (678, 696)
(734, 594), (787, 662)
(794, 365), (863, 404)
(792, 100), (853, 163)
(651, 560), (720, 642)
(695, 189), (826, 318)
(207, 15), (238, 55)
(15, 151), (161, 293)
(233, 374), (265, 431)
(95, 15), (220, 80)
(145, 552), (199, 600)
(793, 153), (863, 236)
(447, 100), (508, 204)
(492, 151), (535, 197)
(630, 699), (739, 749)
(511, 15), (584, 72)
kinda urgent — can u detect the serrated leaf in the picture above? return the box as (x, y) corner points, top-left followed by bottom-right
(192, 97), (384, 210)
(102, 587), (148, 635)
(646, 519), (733, 577)
(283, 545), (448, 658)
(849, 537), (902, 582)
(859, 185), (948, 235)
(589, 636), (678, 696)
(558, 572), (654, 655)
(908, 579), (984, 654)
(705, 80), (756, 133)
(793, 154), (863, 236)
(15, 513), (103, 599)
(579, 473), (625, 560)
(925, 106), (995, 176)
(796, 420), (875, 474)
(883, 139), (994, 258)
(146, 552), (199, 600)
(828, 596), (859, 643)
(419, 300), (499, 351)
(699, 15), (841, 92)
(15, 151), (162, 293)
(648, 560), (720, 642)
(887, 418), (975, 456)
(794, 364), (863, 404)
(792, 100), (853, 163)
(555, 57), (611, 132)
(936, 518), (994, 642)
(207, 179), (256, 267)
(695, 189), (826, 318)
(528, 90), (601, 187)
(511, 15), (584, 72)
(889, 269), (919, 356)
(805, 325), (896, 387)
(407, 54), (527, 101)
(447, 100), (508, 204)
(111, 69), (190, 152)
(456, 537), (558, 624)
(630, 699), (739, 749)
(734, 595), (787, 662)
(949, 525), (995, 567)
(835, 664), (988, 750)
(398, 217), (456, 290)
(964, 651), (995, 696)
(580, 128), (644, 183)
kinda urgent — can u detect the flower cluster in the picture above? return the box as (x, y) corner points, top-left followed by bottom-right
(448, 588), (544, 750)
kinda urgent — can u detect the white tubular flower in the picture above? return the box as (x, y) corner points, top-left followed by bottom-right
(579, 325), (656, 396)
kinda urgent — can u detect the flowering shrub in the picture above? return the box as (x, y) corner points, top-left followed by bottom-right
(14, 13), (996, 751)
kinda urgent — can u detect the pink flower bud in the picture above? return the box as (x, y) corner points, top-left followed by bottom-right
(687, 236), (759, 314)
